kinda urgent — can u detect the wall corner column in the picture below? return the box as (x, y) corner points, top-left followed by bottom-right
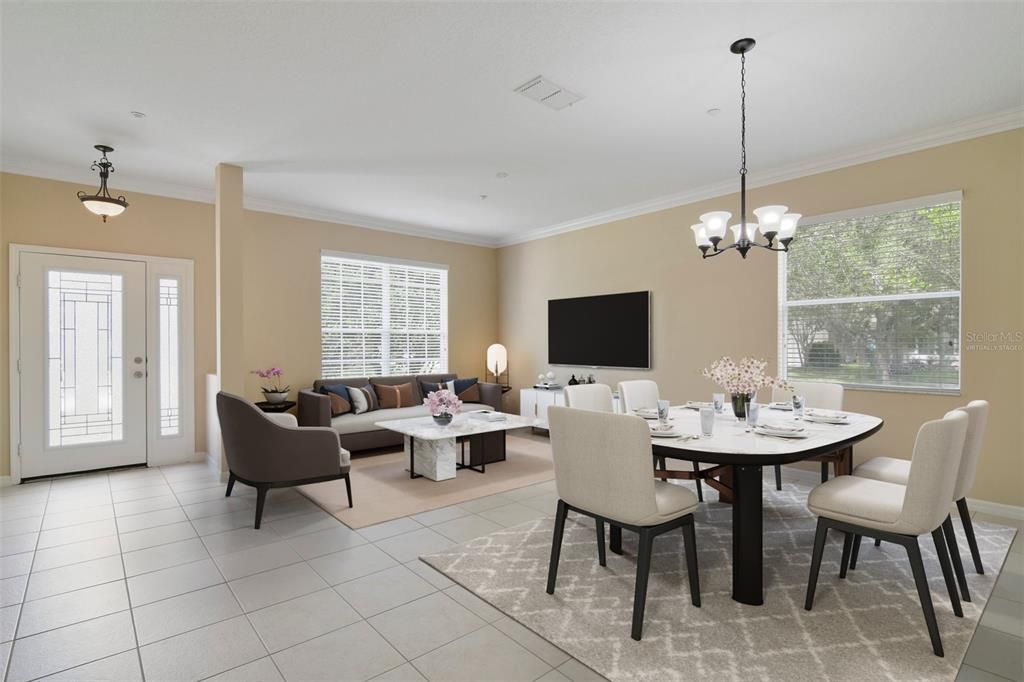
(215, 162), (246, 406)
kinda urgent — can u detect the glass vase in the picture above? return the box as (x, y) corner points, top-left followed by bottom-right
(731, 393), (752, 420)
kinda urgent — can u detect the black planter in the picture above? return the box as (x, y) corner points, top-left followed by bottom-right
(432, 413), (454, 426)
(731, 393), (752, 419)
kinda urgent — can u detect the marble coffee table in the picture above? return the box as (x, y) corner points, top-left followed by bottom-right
(374, 412), (533, 481)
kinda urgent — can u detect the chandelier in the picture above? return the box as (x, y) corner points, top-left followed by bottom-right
(691, 38), (800, 259)
(77, 145), (128, 222)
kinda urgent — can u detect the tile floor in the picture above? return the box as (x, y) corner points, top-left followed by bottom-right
(0, 460), (1020, 681)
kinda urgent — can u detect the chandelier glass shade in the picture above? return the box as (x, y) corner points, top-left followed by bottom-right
(77, 145), (128, 222)
(693, 39), (800, 259)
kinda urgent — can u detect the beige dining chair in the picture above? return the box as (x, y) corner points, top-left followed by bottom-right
(546, 406), (701, 641)
(564, 383), (615, 412)
(617, 380), (711, 501)
(804, 410), (968, 657)
(850, 400), (989, 601)
(771, 380), (845, 490)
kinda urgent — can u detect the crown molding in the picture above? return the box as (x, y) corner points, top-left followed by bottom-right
(0, 161), (217, 205)
(496, 107), (1024, 247)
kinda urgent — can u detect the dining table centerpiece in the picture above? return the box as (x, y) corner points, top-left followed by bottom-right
(425, 388), (463, 426)
(702, 356), (788, 419)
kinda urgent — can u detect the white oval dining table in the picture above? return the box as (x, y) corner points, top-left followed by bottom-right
(610, 406), (884, 606)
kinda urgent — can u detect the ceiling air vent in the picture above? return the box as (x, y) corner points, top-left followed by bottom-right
(515, 76), (583, 111)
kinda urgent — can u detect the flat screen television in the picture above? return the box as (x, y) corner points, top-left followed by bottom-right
(548, 291), (650, 369)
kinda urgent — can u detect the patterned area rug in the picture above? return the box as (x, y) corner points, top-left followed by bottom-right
(422, 481), (1016, 681)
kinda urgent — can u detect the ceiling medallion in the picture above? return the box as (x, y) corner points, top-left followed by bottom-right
(77, 145), (128, 222)
(691, 38), (800, 259)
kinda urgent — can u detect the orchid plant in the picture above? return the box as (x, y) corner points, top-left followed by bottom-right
(425, 389), (463, 417)
(252, 367), (289, 393)
(702, 356), (788, 397)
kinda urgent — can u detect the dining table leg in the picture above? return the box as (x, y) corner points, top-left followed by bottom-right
(732, 464), (764, 605)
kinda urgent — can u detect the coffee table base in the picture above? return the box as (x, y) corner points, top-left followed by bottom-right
(406, 431), (509, 481)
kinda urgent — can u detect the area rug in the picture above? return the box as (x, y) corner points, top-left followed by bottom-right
(421, 481), (1016, 681)
(299, 433), (554, 528)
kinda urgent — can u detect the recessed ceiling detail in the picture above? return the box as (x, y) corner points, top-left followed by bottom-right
(514, 76), (583, 111)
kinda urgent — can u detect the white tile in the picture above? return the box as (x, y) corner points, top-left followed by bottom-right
(115, 507), (188, 533)
(25, 555), (123, 601)
(122, 537), (210, 577)
(43, 494), (113, 515)
(411, 625), (551, 682)
(206, 657), (283, 682)
(493, 616), (570, 667)
(0, 575), (27, 607)
(203, 526), (283, 556)
(127, 558), (224, 606)
(374, 527), (456, 563)
(456, 493), (518, 513)
(41, 505), (114, 530)
(113, 494), (180, 517)
(556, 658), (605, 681)
(0, 533), (39, 558)
(160, 462), (219, 481)
(0, 553), (34, 580)
(168, 477), (224, 494)
(309, 544), (399, 585)
(372, 662), (427, 681)
(248, 588), (360, 653)
(174, 485), (245, 506)
(139, 615), (266, 682)
(17, 580), (129, 637)
(431, 515), (503, 544)
(411, 505), (472, 527)
(191, 509), (259, 536)
(272, 621), (404, 682)
(285, 525), (368, 560)
(36, 519), (117, 549)
(214, 540), (303, 581)
(335, 565), (435, 617)
(260, 498), (322, 523)
(108, 470), (167, 491)
(368, 592), (485, 659)
(405, 560), (455, 589)
(229, 562), (327, 612)
(5, 611), (136, 682)
(111, 484), (174, 503)
(359, 517), (424, 542)
(0, 517), (42, 538)
(0, 502), (46, 522)
(31, 535), (120, 572)
(47, 484), (109, 501)
(520, 493), (560, 514)
(534, 670), (572, 682)
(979, 595), (1024, 637)
(265, 511), (341, 538)
(0, 641), (9, 681)
(0, 604), (19, 643)
(39, 650), (142, 681)
(182, 496), (255, 520)
(477, 502), (547, 528)
(133, 583), (242, 645)
(443, 585), (504, 623)
(119, 520), (197, 552)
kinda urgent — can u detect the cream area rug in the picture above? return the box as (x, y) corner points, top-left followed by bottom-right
(422, 481), (1016, 681)
(299, 433), (554, 528)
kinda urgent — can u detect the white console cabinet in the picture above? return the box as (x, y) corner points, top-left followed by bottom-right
(519, 387), (620, 429)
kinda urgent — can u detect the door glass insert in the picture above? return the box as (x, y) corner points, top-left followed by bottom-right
(47, 270), (124, 446)
(158, 277), (180, 436)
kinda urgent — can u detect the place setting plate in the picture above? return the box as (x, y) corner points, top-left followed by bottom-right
(768, 401), (793, 411)
(753, 423), (809, 439)
(802, 409), (849, 425)
(681, 401), (714, 410)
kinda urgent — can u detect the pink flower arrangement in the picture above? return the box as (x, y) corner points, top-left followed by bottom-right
(425, 389), (463, 417)
(251, 367), (289, 393)
(702, 356), (788, 397)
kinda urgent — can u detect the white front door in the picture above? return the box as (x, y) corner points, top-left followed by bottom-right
(18, 253), (148, 477)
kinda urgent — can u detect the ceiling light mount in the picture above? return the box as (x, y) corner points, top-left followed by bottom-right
(77, 144), (128, 222)
(690, 37), (800, 260)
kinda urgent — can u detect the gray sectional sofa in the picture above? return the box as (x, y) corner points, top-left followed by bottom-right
(297, 373), (503, 452)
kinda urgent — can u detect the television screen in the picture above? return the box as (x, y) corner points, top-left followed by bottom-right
(548, 291), (650, 369)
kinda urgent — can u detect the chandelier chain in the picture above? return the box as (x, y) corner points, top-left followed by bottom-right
(740, 51), (747, 176)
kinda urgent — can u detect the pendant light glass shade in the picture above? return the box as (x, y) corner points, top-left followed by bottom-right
(730, 223), (758, 242)
(76, 145), (128, 223)
(80, 197), (128, 218)
(691, 224), (712, 247)
(753, 205), (788, 235)
(778, 213), (801, 240)
(699, 211), (731, 240)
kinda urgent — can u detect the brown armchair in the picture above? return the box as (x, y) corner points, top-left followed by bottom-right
(216, 392), (352, 529)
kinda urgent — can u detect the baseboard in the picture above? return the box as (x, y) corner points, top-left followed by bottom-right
(0, 475), (12, 488)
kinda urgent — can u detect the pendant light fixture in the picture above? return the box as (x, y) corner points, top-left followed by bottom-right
(691, 38), (800, 259)
(77, 145), (128, 222)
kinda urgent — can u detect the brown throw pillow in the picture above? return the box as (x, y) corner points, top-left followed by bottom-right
(373, 382), (416, 409)
(458, 382), (481, 402)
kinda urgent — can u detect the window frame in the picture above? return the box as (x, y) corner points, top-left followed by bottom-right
(777, 191), (963, 396)
(320, 250), (449, 379)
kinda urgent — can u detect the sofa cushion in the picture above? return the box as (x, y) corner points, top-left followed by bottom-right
(349, 385), (379, 414)
(330, 403), (494, 435)
(320, 384), (353, 416)
(420, 377), (480, 403)
(373, 381), (416, 409)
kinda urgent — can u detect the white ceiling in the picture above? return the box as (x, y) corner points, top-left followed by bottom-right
(2, 2), (1022, 246)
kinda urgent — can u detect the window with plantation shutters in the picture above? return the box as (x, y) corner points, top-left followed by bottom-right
(321, 253), (448, 378)
(778, 192), (961, 393)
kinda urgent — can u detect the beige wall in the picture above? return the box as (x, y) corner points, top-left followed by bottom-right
(498, 129), (1024, 507)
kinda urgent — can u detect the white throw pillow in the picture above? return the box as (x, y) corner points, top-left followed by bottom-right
(349, 387), (369, 414)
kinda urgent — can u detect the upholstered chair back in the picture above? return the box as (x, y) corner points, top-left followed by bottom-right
(548, 407), (659, 525)
(953, 400), (989, 501)
(772, 380), (844, 410)
(617, 380), (660, 413)
(900, 410), (968, 534)
(564, 384), (615, 413)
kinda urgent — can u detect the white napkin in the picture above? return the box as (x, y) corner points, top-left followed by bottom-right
(758, 422), (805, 434)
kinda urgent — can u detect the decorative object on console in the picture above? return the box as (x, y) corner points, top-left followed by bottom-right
(690, 38), (801, 259)
(702, 356), (787, 420)
(567, 374), (579, 385)
(252, 367), (290, 404)
(425, 388), (463, 426)
(486, 343), (510, 388)
(77, 145), (129, 222)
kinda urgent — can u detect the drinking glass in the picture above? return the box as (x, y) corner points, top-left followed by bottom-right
(657, 399), (670, 426)
(745, 401), (761, 431)
(712, 393), (725, 413)
(699, 407), (715, 437)
(792, 395), (806, 419)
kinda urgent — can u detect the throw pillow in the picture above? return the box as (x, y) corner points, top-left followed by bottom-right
(453, 377), (481, 402)
(419, 380), (443, 398)
(319, 384), (353, 417)
(348, 384), (379, 413)
(373, 382), (415, 409)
